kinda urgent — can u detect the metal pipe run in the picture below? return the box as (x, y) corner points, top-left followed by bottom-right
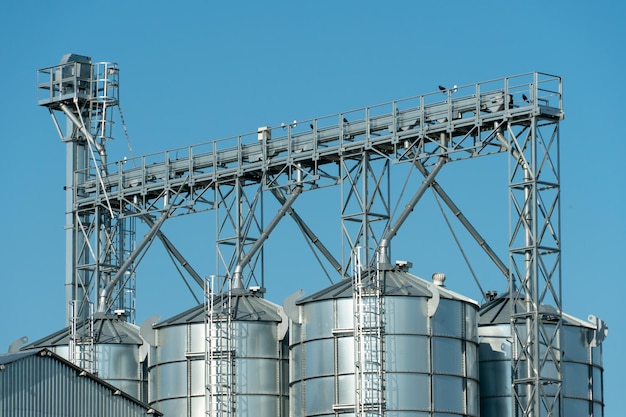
(269, 188), (344, 277)
(232, 186), (303, 289)
(59, 102), (108, 168)
(494, 121), (530, 172)
(97, 210), (169, 312)
(378, 157), (447, 264)
(413, 161), (510, 281)
(140, 214), (205, 288)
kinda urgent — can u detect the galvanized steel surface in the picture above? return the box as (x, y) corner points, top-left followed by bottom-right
(22, 317), (146, 401)
(478, 294), (605, 417)
(0, 349), (159, 417)
(290, 269), (480, 417)
(149, 293), (288, 417)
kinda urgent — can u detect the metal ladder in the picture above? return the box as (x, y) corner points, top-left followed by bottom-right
(206, 276), (235, 417)
(353, 248), (385, 417)
(69, 300), (96, 374)
(89, 62), (118, 147)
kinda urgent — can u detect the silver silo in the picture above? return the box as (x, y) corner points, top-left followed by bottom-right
(288, 265), (480, 417)
(478, 292), (607, 417)
(148, 288), (288, 417)
(22, 314), (147, 401)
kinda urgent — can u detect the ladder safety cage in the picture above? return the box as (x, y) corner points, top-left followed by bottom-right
(205, 275), (236, 417)
(353, 247), (386, 417)
(68, 300), (96, 374)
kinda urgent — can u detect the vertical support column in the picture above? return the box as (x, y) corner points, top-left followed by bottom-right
(509, 102), (562, 417)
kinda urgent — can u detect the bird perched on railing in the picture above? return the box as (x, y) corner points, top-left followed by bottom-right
(438, 85), (458, 93)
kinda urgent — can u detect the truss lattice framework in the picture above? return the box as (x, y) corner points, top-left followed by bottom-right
(341, 152), (391, 273)
(509, 116), (562, 417)
(73, 206), (137, 321)
(39, 63), (565, 417)
(215, 178), (264, 291)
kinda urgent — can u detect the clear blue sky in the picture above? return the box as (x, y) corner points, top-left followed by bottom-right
(0, 1), (623, 415)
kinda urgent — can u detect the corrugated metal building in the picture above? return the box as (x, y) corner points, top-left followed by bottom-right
(0, 348), (161, 417)
(23, 315), (148, 401)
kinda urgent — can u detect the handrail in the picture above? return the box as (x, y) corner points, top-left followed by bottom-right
(71, 72), (562, 210)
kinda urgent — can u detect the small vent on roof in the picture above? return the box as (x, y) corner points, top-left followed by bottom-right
(432, 272), (446, 287)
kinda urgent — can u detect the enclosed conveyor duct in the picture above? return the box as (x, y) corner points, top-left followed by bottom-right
(378, 157), (446, 265)
(232, 185), (303, 289)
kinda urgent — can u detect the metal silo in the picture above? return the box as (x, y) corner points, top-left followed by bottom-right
(288, 264), (480, 417)
(148, 288), (289, 417)
(21, 314), (147, 401)
(478, 292), (607, 417)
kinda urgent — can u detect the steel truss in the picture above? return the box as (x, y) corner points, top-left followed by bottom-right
(39, 60), (564, 417)
(342, 152), (390, 273)
(215, 178), (264, 290)
(509, 115), (562, 417)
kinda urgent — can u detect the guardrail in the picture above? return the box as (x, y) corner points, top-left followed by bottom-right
(73, 72), (562, 208)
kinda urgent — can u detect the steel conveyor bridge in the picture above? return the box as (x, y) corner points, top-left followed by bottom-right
(68, 74), (561, 215)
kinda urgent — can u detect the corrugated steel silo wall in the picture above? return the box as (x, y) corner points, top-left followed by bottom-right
(479, 303), (605, 417)
(149, 311), (288, 417)
(290, 283), (480, 417)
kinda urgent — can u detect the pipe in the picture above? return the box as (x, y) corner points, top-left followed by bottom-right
(269, 188), (344, 276)
(413, 161), (509, 280)
(232, 185), (303, 289)
(97, 210), (169, 312)
(59, 102), (108, 169)
(378, 157), (446, 264)
(494, 121), (530, 172)
(141, 214), (205, 288)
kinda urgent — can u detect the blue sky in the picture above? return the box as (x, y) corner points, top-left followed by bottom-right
(0, 1), (623, 415)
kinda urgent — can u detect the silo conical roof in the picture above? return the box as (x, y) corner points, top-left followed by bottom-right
(154, 290), (283, 328)
(296, 267), (477, 305)
(479, 291), (594, 328)
(22, 316), (143, 349)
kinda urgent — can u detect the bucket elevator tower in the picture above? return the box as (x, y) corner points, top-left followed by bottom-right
(37, 54), (137, 326)
(38, 54), (568, 417)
